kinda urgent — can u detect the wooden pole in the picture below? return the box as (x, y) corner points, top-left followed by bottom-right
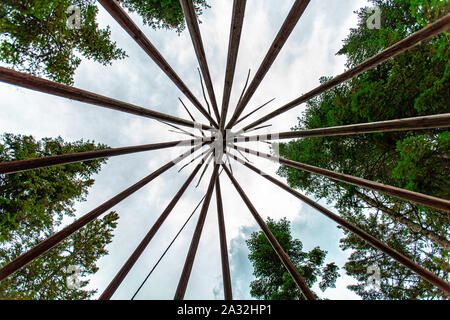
(243, 13), (450, 131)
(197, 68), (213, 121)
(220, 0), (247, 131)
(99, 152), (210, 300)
(159, 120), (202, 139)
(0, 138), (209, 175)
(233, 98), (275, 127)
(231, 113), (450, 142)
(98, 0), (218, 127)
(180, 0), (220, 122)
(0, 67), (212, 130)
(221, 164), (316, 300)
(215, 176), (233, 300)
(228, 153), (450, 295)
(179, 98), (207, 137)
(0, 144), (205, 282)
(196, 152), (214, 188)
(174, 165), (220, 300)
(131, 194), (207, 300)
(230, 145), (450, 212)
(226, 0), (310, 129)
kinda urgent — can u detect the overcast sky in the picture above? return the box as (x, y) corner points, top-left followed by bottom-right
(0, 0), (372, 300)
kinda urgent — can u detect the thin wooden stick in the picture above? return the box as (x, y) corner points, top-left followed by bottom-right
(179, 97), (196, 122)
(235, 148), (252, 163)
(169, 129), (199, 139)
(98, 0), (218, 127)
(196, 152), (214, 187)
(221, 164), (316, 300)
(179, 98), (207, 137)
(230, 145), (450, 212)
(180, 0), (220, 122)
(226, 0), (311, 129)
(158, 119), (201, 138)
(99, 152), (211, 300)
(243, 14), (450, 131)
(227, 152), (450, 295)
(220, 0), (247, 131)
(179, 148), (212, 173)
(225, 152), (233, 174)
(0, 144), (206, 282)
(174, 165), (220, 300)
(131, 194), (206, 300)
(234, 98), (276, 126)
(197, 67), (212, 118)
(0, 67), (213, 130)
(236, 69), (251, 112)
(243, 124), (273, 133)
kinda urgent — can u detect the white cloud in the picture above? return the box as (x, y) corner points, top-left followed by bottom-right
(0, 0), (370, 300)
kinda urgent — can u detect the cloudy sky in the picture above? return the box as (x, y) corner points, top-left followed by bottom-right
(0, 0), (372, 300)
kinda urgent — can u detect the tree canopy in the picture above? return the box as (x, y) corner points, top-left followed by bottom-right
(0, 210), (118, 299)
(0, 133), (111, 242)
(0, 133), (118, 299)
(277, 0), (449, 299)
(0, 0), (127, 85)
(120, 0), (210, 33)
(246, 218), (339, 300)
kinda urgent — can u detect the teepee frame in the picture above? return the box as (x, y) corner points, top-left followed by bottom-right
(0, 0), (449, 300)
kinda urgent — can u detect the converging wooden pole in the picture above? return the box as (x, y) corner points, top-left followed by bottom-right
(179, 98), (207, 138)
(0, 138), (210, 175)
(0, 144), (206, 282)
(215, 175), (233, 300)
(174, 165), (220, 300)
(221, 164), (316, 300)
(243, 13), (450, 131)
(99, 152), (210, 300)
(231, 113), (450, 142)
(98, 0), (218, 127)
(220, 0), (247, 131)
(234, 98), (275, 127)
(180, 0), (220, 122)
(226, 0), (310, 129)
(0, 67), (212, 130)
(230, 145), (450, 213)
(227, 153), (450, 295)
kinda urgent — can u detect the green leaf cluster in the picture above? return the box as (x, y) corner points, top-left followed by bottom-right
(120, 0), (210, 33)
(0, 133), (118, 299)
(0, 0), (127, 85)
(277, 0), (449, 299)
(246, 218), (339, 300)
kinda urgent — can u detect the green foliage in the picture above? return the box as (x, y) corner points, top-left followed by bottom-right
(0, 133), (110, 243)
(246, 218), (339, 300)
(393, 133), (450, 199)
(0, 133), (118, 299)
(0, 211), (118, 299)
(339, 209), (449, 300)
(120, 0), (210, 33)
(409, 0), (450, 27)
(0, 0), (127, 85)
(277, 0), (449, 299)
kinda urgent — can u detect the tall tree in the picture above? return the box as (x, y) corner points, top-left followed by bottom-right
(0, 211), (118, 300)
(120, 0), (210, 33)
(0, 133), (119, 299)
(277, 0), (449, 299)
(246, 218), (339, 300)
(0, 0), (127, 85)
(0, 133), (110, 243)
